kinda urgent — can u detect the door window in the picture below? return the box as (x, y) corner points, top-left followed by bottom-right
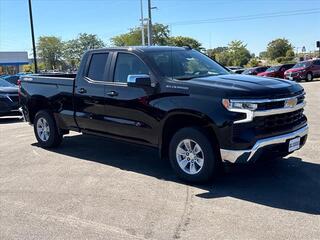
(87, 53), (109, 81)
(114, 53), (149, 83)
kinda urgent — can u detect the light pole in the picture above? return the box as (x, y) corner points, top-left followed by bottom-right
(28, 0), (38, 73)
(140, 0), (145, 46)
(147, 0), (153, 46)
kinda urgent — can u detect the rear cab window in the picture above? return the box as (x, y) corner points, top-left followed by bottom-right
(86, 53), (109, 81)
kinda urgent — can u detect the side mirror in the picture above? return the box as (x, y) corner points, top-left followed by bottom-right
(127, 74), (151, 87)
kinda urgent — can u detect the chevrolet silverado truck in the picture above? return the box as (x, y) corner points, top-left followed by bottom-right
(19, 46), (308, 183)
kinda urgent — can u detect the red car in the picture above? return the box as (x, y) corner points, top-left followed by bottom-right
(257, 63), (294, 79)
(241, 66), (270, 75)
(284, 59), (320, 81)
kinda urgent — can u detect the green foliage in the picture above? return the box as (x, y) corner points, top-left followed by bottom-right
(111, 23), (170, 46)
(266, 38), (293, 60)
(246, 58), (261, 67)
(153, 24), (170, 45)
(37, 36), (64, 70)
(168, 36), (203, 50)
(227, 40), (252, 66)
(209, 40), (252, 66)
(259, 51), (268, 59)
(63, 33), (105, 67)
(206, 47), (228, 60)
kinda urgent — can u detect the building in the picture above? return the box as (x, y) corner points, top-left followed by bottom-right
(0, 51), (29, 75)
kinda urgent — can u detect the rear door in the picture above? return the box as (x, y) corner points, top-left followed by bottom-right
(74, 51), (112, 133)
(313, 60), (320, 77)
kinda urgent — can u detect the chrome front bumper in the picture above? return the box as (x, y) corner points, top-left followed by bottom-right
(220, 125), (308, 163)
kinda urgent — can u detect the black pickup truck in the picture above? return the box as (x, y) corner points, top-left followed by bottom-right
(20, 46), (308, 183)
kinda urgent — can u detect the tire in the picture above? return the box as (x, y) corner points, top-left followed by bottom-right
(34, 110), (62, 148)
(306, 72), (313, 82)
(169, 127), (219, 183)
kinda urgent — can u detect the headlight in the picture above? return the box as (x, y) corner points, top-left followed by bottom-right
(222, 99), (258, 111)
(222, 99), (257, 123)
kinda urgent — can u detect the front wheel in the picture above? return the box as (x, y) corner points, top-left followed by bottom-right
(306, 72), (313, 82)
(169, 127), (219, 183)
(34, 110), (62, 148)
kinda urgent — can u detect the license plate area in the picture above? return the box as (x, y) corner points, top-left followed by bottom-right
(288, 137), (300, 152)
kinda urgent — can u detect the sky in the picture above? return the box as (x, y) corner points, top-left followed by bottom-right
(0, 0), (319, 56)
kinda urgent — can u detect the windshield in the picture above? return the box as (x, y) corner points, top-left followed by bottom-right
(0, 78), (14, 87)
(146, 49), (229, 80)
(293, 61), (311, 68)
(242, 68), (253, 74)
(266, 66), (281, 72)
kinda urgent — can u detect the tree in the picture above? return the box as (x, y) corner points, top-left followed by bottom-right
(111, 23), (170, 46)
(37, 36), (64, 70)
(246, 58), (260, 67)
(64, 33), (105, 67)
(266, 38), (293, 60)
(259, 51), (268, 59)
(206, 47), (228, 60)
(168, 36), (203, 50)
(227, 40), (252, 66)
(215, 51), (231, 66)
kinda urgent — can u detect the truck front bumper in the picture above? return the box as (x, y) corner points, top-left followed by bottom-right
(220, 125), (308, 163)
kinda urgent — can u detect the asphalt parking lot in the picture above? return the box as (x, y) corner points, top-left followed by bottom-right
(0, 81), (319, 240)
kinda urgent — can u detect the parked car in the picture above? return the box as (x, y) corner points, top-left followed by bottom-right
(227, 66), (242, 71)
(242, 66), (270, 75)
(284, 59), (320, 81)
(2, 75), (20, 85)
(20, 46), (308, 183)
(233, 68), (246, 74)
(0, 78), (20, 116)
(257, 64), (295, 79)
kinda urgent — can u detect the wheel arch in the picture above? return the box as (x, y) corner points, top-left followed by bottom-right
(159, 110), (220, 161)
(27, 95), (52, 124)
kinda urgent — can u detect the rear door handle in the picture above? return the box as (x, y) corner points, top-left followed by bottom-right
(106, 91), (118, 97)
(78, 88), (87, 94)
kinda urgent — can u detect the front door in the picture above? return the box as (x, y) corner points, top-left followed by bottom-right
(102, 52), (159, 146)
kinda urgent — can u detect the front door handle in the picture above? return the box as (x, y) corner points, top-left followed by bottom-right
(78, 88), (87, 94)
(106, 91), (118, 97)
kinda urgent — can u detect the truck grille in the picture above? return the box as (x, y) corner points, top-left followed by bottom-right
(8, 95), (19, 103)
(255, 109), (306, 133)
(232, 109), (307, 141)
(257, 93), (305, 110)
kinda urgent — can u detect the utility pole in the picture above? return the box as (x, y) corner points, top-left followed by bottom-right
(28, 0), (38, 73)
(147, 0), (153, 46)
(140, 0), (145, 46)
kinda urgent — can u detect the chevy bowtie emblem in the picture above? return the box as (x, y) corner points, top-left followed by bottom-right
(285, 98), (298, 108)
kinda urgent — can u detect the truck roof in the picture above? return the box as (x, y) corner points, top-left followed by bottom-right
(86, 46), (191, 53)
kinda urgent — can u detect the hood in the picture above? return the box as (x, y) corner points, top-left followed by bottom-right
(0, 86), (18, 94)
(186, 74), (302, 99)
(285, 67), (305, 73)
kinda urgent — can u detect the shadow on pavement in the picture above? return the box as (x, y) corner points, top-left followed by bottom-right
(32, 133), (320, 215)
(0, 116), (23, 124)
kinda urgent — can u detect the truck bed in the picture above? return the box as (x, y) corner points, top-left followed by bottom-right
(21, 74), (76, 86)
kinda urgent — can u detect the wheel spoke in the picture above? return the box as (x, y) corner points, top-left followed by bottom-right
(190, 162), (197, 174)
(179, 159), (189, 169)
(193, 143), (201, 154)
(195, 157), (204, 167)
(183, 140), (192, 151)
(177, 146), (187, 156)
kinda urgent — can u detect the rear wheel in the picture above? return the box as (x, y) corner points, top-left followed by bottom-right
(306, 72), (313, 82)
(169, 127), (219, 183)
(34, 110), (62, 148)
